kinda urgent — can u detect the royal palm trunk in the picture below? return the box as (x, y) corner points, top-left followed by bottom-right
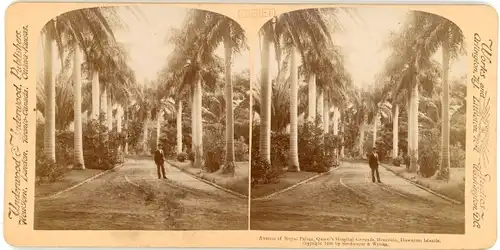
(359, 114), (367, 157)
(107, 97), (113, 130)
(190, 91), (196, 153)
(317, 90), (324, 130)
(176, 100), (183, 154)
(259, 34), (272, 163)
(222, 34), (235, 174)
(288, 47), (300, 171)
(43, 29), (56, 161)
(333, 108), (339, 135)
(340, 118), (345, 159)
(143, 111), (150, 153)
(156, 110), (162, 147)
(116, 105), (123, 133)
(392, 104), (399, 158)
(323, 100), (330, 134)
(91, 70), (100, 120)
(407, 98), (411, 160)
(373, 114), (379, 148)
(72, 45), (85, 169)
(124, 109), (129, 155)
(308, 74), (317, 123)
(100, 83), (107, 122)
(439, 35), (451, 179)
(193, 79), (204, 168)
(116, 105), (123, 152)
(409, 82), (419, 172)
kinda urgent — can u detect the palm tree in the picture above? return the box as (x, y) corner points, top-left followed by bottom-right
(37, 56), (75, 132)
(204, 14), (248, 174)
(414, 13), (465, 180)
(41, 7), (126, 163)
(167, 15), (223, 168)
(72, 46), (85, 169)
(258, 8), (350, 169)
(42, 30), (56, 161)
(258, 20), (274, 163)
(385, 11), (431, 172)
(176, 100), (183, 153)
(289, 47), (300, 170)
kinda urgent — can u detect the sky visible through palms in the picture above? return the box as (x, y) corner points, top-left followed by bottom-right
(37, 6), (467, 88)
(37, 5), (250, 84)
(114, 6), (250, 83)
(254, 8), (467, 88)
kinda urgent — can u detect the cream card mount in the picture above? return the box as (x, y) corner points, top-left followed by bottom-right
(3, 2), (498, 249)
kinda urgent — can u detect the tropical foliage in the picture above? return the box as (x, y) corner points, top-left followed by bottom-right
(36, 7), (250, 183)
(251, 9), (466, 185)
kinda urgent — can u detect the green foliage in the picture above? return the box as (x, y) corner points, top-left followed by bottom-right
(234, 136), (249, 161)
(343, 120), (360, 158)
(176, 152), (188, 162)
(392, 156), (403, 166)
(270, 132), (290, 170)
(418, 128), (440, 177)
(126, 119), (144, 153)
(35, 123), (73, 183)
(158, 122), (177, 158)
(187, 151), (195, 162)
(203, 125), (226, 172)
(325, 132), (342, 166)
(35, 147), (70, 184)
(298, 120), (331, 173)
(82, 114), (125, 170)
(251, 151), (281, 187)
(250, 126), (283, 185)
(251, 125), (289, 170)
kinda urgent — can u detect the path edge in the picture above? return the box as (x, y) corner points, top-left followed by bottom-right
(380, 164), (462, 205)
(252, 166), (341, 201)
(166, 161), (248, 199)
(37, 163), (125, 200)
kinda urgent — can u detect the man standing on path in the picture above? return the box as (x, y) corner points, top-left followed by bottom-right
(154, 144), (167, 179)
(368, 147), (381, 183)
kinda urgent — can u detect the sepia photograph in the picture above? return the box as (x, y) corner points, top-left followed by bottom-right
(250, 8), (467, 234)
(3, 2), (498, 248)
(34, 5), (250, 230)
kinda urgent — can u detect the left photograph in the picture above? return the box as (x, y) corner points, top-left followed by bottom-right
(34, 5), (250, 230)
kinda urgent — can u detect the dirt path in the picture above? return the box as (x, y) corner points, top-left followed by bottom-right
(35, 159), (248, 230)
(250, 161), (464, 234)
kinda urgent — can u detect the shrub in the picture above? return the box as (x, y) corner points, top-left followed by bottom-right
(234, 136), (249, 161)
(270, 132), (289, 170)
(392, 156), (403, 167)
(251, 126), (289, 170)
(176, 152), (188, 162)
(418, 129), (441, 177)
(158, 123), (177, 158)
(187, 151), (195, 162)
(203, 125), (225, 172)
(82, 114), (124, 170)
(325, 133), (342, 166)
(298, 120), (330, 173)
(36, 123), (74, 166)
(251, 152), (280, 186)
(35, 148), (70, 184)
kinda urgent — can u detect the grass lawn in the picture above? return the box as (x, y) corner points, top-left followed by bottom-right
(251, 171), (319, 199)
(35, 169), (104, 198)
(383, 164), (465, 203)
(167, 160), (249, 196)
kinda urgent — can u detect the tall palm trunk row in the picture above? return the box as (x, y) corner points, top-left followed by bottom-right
(288, 47), (300, 171)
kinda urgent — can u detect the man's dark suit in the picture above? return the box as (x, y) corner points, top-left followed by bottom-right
(368, 152), (381, 183)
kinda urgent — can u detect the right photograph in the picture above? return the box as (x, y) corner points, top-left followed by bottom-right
(250, 7), (466, 234)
